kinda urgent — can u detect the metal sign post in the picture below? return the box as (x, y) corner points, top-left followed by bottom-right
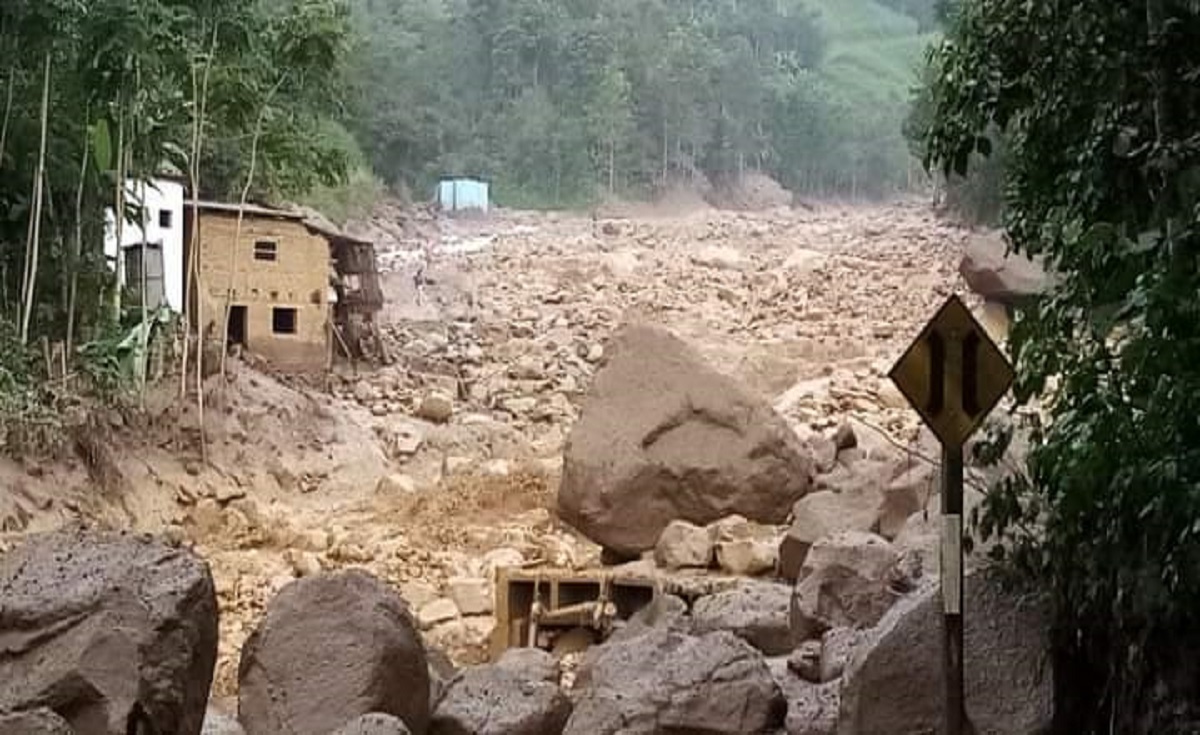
(888, 294), (1013, 735)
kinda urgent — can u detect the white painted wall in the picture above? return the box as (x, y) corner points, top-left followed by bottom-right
(103, 177), (186, 312)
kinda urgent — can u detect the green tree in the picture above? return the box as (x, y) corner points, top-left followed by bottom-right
(922, 1), (1200, 731)
(586, 63), (635, 195)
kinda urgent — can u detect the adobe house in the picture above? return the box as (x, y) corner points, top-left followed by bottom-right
(183, 201), (334, 370)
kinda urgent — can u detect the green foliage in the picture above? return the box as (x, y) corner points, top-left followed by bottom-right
(0, 0), (354, 354)
(0, 317), (62, 456)
(904, 53), (1005, 224)
(923, 0), (1200, 731)
(297, 165), (386, 226)
(344, 0), (931, 207)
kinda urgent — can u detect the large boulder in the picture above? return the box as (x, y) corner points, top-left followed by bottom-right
(878, 464), (935, 540)
(430, 649), (570, 735)
(790, 532), (902, 643)
(0, 528), (218, 735)
(839, 573), (1053, 735)
(780, 460), (909, 581)
(691, 581), (793, 656)
(565, 629), (785, 734)
(238, 571), (430, 735)
(779, 489), (877, 582)
(558, 324), (814, 555)
(960, 232), (1052, 305)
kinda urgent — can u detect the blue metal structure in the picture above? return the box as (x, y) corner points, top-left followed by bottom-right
(436, 178), (490, 213)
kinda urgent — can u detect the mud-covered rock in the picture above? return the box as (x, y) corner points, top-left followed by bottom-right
(785, 680), (840, 735)
(779, 488), (878, 581)
(653, 519), (713, 569)
(790, 532), (901, 643)
(691, 581), (793, 655)
(819, 627), (866, 683)
(558, 324), (814, 556)
(431, 649), (570, 735)
(564, 629), (785, 734)
(606, 593), (690, 645)
(0, 528), (218, 735)
(711, 515), (780, 576)
(238, 570), (430, 735)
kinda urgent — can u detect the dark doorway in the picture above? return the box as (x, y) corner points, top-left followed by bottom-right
(227, 305), (247, 346)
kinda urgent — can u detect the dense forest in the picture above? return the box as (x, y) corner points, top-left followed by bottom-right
(921, 1), (1200, 731)
(0, 0), (938, 354)
(0, 0), (355, 347)
(344, 0), (938, 206)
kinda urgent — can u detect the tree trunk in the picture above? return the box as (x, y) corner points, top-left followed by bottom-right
(66, 115), (89, 356)
(19, 53), (52, 345)
(661, 119), (669, 186)
(0, 64), (14, 172)
(608, 137), (616, 195)
(182, 25), (218, 465)
(221, 77), (282, 378)
(111, 107), (127, 318)
(181, 25), (217, 404)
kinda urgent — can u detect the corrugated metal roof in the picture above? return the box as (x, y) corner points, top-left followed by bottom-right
(184, 200), (305, 220)
(186, 200), (374, 246)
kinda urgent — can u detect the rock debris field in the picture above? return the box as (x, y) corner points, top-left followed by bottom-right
(0, 199), (1052, 735)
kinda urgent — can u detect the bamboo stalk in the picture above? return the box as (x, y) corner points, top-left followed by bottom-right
(112, 106), (126, 318)
(220, 75), (286, 378)
(181, 24), (218, 407)
(19, 53), (52, 345)
(0, 63), (14, 172)
(66, 112), (89, 356)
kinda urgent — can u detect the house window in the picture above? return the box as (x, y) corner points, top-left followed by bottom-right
(254, 240), (278, 261)
(159, 209), (173, 229)
(272, 307), (297, 335)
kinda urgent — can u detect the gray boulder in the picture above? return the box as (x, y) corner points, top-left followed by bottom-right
(558, 324), (814, 556)
(839, 573), (1053, 735)
(692, 581), (793, 655)
(785, 681), (840, 735)
(819, 627), (866, 683)
(606, 593), (690, 645)
(960, 232), (1052, 305)
(766, 659), (839, 735)
(431, 649), (570, 735)
(0, 709), (76, 734)
(425, 648), (458, 712)
(332, 714), (412, 735)
(0, 528), (218, 735)
(238, 570), (430, 735)
(565, 629), (785, 734)
(790, 532), (902, 642)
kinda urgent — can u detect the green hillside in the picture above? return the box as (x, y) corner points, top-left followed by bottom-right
(812, 0), (937, 104)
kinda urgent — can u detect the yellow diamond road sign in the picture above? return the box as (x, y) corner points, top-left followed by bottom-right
(889, 294), (1014, 448)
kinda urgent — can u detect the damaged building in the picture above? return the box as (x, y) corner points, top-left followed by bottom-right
(179, 200), (384, 371)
